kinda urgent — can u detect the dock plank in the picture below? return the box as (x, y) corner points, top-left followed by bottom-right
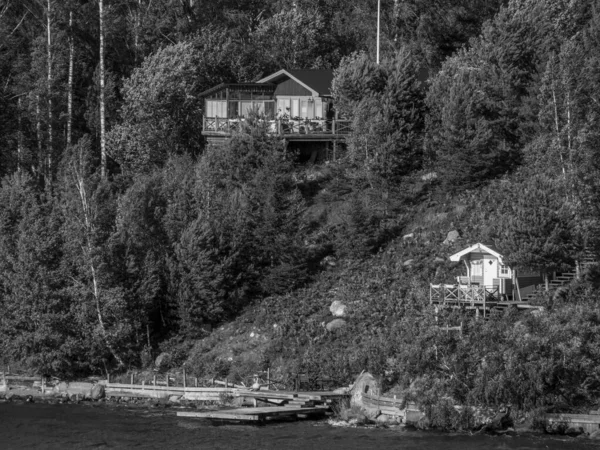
(177, 406), (328, 422)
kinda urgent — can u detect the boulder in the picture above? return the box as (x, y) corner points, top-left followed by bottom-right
(403, 259), (414, 266)
(376, 414), (390, 424)
(350, 372), (381, 409)
(402, 233), (414, 241)
(155, 352), (171, 370)
(565, 426), (584, 437)
(589, 430), (600, 440)
(90, 384), (105, 400)
(443, 230), (460, 245)
(168, 395), (181, 404)
(434, 257), (445, 263)
(325, 319), (346, 332)
(329, 301), (347, 317)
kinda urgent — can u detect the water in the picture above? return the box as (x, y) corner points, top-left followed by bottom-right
(0, 402), (595, 450)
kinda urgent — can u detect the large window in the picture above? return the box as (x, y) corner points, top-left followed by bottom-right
(277, 97), (316, 119)
(206, 100), (227, 118)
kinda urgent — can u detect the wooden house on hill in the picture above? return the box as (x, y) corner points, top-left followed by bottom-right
(200, 69), (350, 161)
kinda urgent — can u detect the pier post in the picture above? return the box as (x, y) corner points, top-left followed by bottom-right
(194, 377), (198, 387)
(183, 368), (186, 388)
(131, 373), (134, 385)
(166, 373), (169, 387)
(153, 375), (156, 386)
(267, 368), (270, 390)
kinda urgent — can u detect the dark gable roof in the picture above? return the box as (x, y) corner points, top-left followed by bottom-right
(286, 69), (334, 97)
(199, 82), (276, 98)
(257, 69), (334, 97)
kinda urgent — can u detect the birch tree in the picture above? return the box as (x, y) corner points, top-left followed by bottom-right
(99, 0), (107, 178)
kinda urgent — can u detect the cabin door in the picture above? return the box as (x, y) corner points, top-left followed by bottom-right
(483, 258), (498, 288)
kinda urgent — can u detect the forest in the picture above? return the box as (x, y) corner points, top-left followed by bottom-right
(2, 0), (600, 417)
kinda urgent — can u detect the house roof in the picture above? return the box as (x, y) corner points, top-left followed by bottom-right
(257, 69), (334, 97)
(449, 243), (505, 264)
(199, 82), (276, 98)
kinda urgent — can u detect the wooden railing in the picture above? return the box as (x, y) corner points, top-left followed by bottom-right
(203, 117), (352, 136)
(430, 284), (501, 305)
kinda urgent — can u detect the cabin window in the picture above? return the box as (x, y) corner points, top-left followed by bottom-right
(499, 264), (510, 278)
(206, 100), (227, 118)
(277, 98), (291, 117)
(291, 99), (300, 118)
(227, 100), (276, 119)
(471, 260), (482, 276)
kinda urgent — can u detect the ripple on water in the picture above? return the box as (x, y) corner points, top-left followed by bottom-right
(1, 403), (599, 450)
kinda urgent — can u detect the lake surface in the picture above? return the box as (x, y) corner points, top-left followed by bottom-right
(0, 402), (596, 450)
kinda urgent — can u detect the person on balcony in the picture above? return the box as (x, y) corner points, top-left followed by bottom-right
(326, 102), (335, 132)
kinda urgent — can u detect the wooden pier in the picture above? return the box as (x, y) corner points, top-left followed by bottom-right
(177, 389), (348, 423)
(178, 406), (329, 422)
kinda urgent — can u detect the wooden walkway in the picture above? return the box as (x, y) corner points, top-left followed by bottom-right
(177, 389), (348, 423)
(178, 406), (329, 422)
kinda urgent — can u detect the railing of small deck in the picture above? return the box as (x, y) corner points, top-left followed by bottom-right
(430, 284), (501, 318)
(203, 117), (352, 136)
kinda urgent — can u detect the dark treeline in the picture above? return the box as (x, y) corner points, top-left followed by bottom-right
(2, 0), (600, 414)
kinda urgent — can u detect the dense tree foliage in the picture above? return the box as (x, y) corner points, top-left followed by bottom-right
(2, 1), (600, 422)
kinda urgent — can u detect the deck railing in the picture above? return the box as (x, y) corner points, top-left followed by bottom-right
(430, 284), (501, 305)
(203, 117), (352, 136)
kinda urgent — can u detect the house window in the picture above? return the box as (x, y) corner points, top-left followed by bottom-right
(291, 99), (300, 118)
(499, 264), (510, 278)
(471, 260), (482, 276)
(206, 100), (227, 118)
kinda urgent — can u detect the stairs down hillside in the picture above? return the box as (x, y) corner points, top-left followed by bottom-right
(520, 250), (597, 303)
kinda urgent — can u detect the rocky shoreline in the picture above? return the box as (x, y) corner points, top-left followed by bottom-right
(2, 377), (599, 441)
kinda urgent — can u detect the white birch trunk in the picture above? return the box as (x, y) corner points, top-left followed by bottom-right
(72, 152), (124, 367)
(67, 10), (74, 148)
(99, 0), (107, 178)
(36, 94), (43, 177)
(47, 0), (53, 178)
(17, 97), (22, 173)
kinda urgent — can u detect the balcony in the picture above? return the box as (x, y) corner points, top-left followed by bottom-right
(202, 117), (352, 139)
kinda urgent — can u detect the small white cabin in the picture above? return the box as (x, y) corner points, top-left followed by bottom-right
(448, 243), (543, 301)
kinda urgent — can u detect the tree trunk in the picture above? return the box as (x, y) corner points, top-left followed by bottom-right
(17, 97), (22, 173)
(67, 10), (74, 148)
(73, 152), (124, 368)
(46, 0), (53, 179)
(36, 94), (43, 179)
(99, 0), (107, 178)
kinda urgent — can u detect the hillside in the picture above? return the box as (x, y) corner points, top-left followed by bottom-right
(1, 0), (600, 423)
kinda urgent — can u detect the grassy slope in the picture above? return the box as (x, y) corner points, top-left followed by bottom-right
(184, 165), (472, 388)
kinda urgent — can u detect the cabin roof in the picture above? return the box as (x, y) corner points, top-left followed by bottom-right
(449, 243), (505, 264)
(257, 69), (334, 97)
(199, 82), (276, 98)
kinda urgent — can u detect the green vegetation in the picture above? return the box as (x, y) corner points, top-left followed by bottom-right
(1, 0), (600, 428)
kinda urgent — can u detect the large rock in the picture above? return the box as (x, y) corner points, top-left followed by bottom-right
(329, 301), (347, 317)
(443, 230), (460, 245)
(325, 319), (346, 332)
(90, 384), (105, 400)
(350, 372), (381, 407)
(155, 352), (171, 370)
(54, 381), (95, 398)
(403, 259), (414, 266)
(376, 413), (391, 424)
